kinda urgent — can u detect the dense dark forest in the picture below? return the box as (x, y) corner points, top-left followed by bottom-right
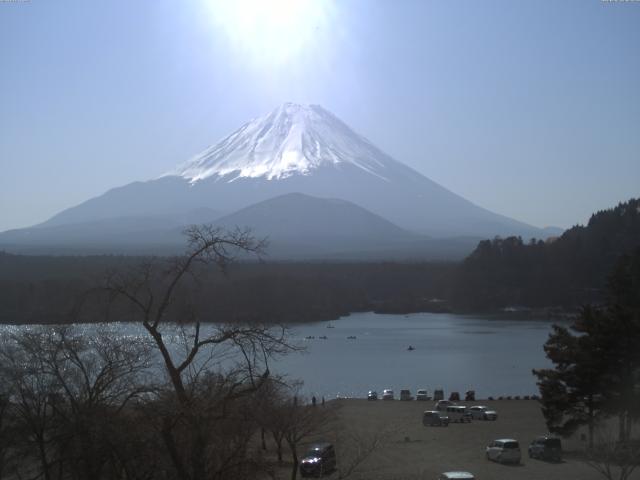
(453, 198), (640, 311)
(1, 198), (638, 324)
(0, 254), (455, 324)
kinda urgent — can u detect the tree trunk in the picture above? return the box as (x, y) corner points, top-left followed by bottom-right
(161, 417), (190, 480)
(588, 397), (594, 450)
(37, 437), (52, 480)
(619, 412), (626, 443)
(144, 324), (188, 404)
(272, 432), (283, 463)
(290, 447), (298, 480)
(189, 423), (207, 480)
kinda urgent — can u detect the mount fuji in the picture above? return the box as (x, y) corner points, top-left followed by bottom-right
(1, 103), (553, 256)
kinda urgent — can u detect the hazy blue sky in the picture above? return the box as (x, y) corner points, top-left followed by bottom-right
(1, 0), (638, 232)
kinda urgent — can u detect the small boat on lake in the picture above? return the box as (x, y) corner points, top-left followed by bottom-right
(407, 345), (415, 351)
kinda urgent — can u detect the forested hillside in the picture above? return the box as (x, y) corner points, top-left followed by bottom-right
(1, 199), (638, 323)
(453, 198), (640, 311)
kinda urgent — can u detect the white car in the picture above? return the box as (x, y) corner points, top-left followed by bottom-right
(416, 389), (430, 401)
(446, 405), (471, 423)
(382, 389), (394, 400)
(486, 438), (521, 464)
(435, 399), (455, 411)
(468, 405), (498, 420)
(438, 473), (475, 480)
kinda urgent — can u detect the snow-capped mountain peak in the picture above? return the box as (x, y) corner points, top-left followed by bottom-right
(170, 103), (392, 183)
(24, 102), (546, 241)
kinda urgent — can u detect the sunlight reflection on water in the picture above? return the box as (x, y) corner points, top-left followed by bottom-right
(1, 312), (562, 400)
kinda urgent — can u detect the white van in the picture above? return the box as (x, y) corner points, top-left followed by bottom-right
(446, 406), (471, 423)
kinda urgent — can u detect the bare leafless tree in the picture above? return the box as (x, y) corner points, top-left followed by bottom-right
(583, 430), (640, 480)
(0, 362), (17, 480)
(282, 395), (336, 480)
(90, 225), (298, 480)
(332, 426), (391, 480)
(1, 332), (63, 480)
(0, 326), (152, 480)
(251, 376), (291, 464)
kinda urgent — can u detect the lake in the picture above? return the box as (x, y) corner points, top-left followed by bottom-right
(278, 312), (560, 400)
(0, 312), (562, 400)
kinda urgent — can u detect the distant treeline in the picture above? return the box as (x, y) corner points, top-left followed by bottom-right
(0, 255), (455, 324)
(1, 198), (639, 324)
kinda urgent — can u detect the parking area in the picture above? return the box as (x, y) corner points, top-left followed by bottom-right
(329, 398), (639, 480)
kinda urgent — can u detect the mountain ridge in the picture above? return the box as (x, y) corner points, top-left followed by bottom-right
(9, 102), (555, 243)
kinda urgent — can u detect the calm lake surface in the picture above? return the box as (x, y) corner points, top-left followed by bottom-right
(1, 312), (562, 400)
(280, 312), (561, 399)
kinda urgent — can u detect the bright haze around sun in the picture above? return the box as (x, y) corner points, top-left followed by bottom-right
(204, 0), (336, 69)
(0, 1), (638, 232)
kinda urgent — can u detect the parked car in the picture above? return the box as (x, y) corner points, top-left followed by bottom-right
(446, 405), (471, 423)
(400, 389), (413, 401)
(468, 405), (498, 421)
(433, 388), (444, 401)
(299, 442), (336, 477)
(438, 472), (475, 480)
(465, 390), (476, 401)
(449, 391), (461, 401)
(382, 389), (394, 400)
(528, 435), (562, 461)
(367, 390), (378, 401)
(486, 439), (521, 464)
(416, 389), (430, 401)
(435, 399), (455, 411)
(422, 410), (449, 426)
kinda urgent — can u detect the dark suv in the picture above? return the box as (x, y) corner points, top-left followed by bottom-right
(300, 442), (337, 477)
(528, 435), (562, 461)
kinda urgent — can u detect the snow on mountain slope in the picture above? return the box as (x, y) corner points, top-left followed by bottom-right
(25, 102), (548, 240)
(169, 103), (392, 182)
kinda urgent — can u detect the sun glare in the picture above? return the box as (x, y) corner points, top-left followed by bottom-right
(206, 0), (332, 67)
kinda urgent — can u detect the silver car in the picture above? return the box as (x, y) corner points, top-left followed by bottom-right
(435, 399), (455, 411)
(422, 410), (449, 427)
(486, 438), (521, 464)
(469, 405), (498, 420)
